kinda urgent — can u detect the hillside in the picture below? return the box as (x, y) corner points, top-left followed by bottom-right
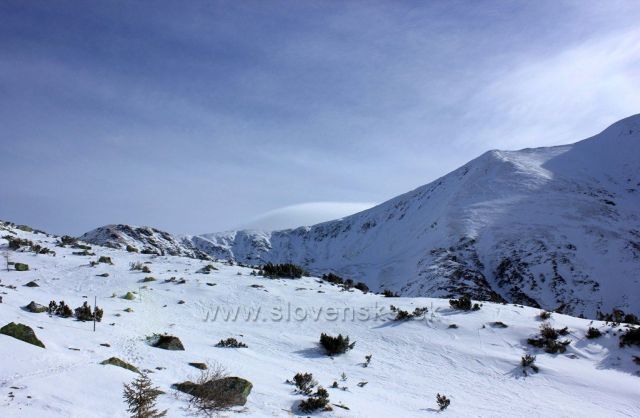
(188, 115), (640, 318)
(1, 222), (639, 417)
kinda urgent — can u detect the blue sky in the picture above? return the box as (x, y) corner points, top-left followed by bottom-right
(1, 1), (639, 235)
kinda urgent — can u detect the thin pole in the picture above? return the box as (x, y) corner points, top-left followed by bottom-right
(93, 296), (96, 332)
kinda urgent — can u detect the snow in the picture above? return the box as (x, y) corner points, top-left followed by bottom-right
(1, 225), (639, 417)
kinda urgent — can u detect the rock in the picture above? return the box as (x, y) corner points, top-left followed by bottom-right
(153, 335), (185, 351)
(96, 273), (109, 277)
(0, 322), (45, 348)
(14, 263), (29, 271)
(100, 357), (140, 373)
(142, 276), (156, 282)
(98, 256), (113, 264)
(173, 377), (252, 406)
(24, 301), (48, 313)
(188, 362), (208, 370)
(122, 292), (136, 300)
(24, 281), (39, 287)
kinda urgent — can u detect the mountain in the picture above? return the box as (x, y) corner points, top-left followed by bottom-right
(80, 224), (210, 260)
(188, 115), (640, 318)
(1, 222), (639, 417)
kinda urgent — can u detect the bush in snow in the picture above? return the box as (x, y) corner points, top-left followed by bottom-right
(597, 309), (639, 325)
(48, 300), (73, 318)
(215, 337), (248, 348)
(130, 261), (144, 271)
(436, 393), (450, 411)
(585, 327), (602, 339)
(261, 263), (306, 279)
(290, 372), (317, 395)
(126, 245), (139, 253)
(299, 387), (330, 413)
(319, 333), (355, 356)
(381, 289), (399, 297)
(363, 354), (372, 367)
(390, 305), (428, 321)
(449, 295), (480, 311)
(619, 327), (640, 347)
(521, 354), (539, 374)
(527, 322), (571, 354)
(74, 301), (104, 322)
(539, 310), (552, 320)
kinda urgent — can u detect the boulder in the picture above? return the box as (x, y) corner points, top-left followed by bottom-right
(24, 281), (39, 287)
(153, 335), (185, 351)
(100, 357), (140, 373)
(24, 301), (48, 313)
(173, 377), (252, 406)
(14, 263), (29, 271)
(0, 322), (45, 348)
(188, 362), (208, 370)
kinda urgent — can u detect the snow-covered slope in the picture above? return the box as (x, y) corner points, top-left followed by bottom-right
(1, 223), (639, 417)
(80, 224), (210, 260)
(192, 115), (640, 318)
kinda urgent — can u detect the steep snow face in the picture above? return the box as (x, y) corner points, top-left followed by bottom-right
(1, 223), (639, 417)
(80, 224), (210, 260)
(193, 115), (640, 317)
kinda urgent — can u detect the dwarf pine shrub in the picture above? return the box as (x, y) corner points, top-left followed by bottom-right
(449, 295), (480, 311)
(319, 333), (355, 356)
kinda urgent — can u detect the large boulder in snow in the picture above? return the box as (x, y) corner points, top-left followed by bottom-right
(14, 263), (29, 271)
(0, 322), (45, 348)
(100, 357), (140, 373)
(173, 377), (252, 406)
(152, 335), (185, 351)
(24, 301), (47, 313)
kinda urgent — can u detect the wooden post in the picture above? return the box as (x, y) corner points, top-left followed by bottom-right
(93, 296), (97, 332)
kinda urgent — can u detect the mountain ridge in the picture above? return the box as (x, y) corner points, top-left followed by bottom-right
(80, 115), (640, 317)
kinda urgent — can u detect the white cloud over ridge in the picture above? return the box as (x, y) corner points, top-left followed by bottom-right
(238, 201), (376, 231)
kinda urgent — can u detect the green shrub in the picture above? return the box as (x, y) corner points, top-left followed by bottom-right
(126, 245), (139, 253)
(449, 295), (480, 311)
(586, 327), (602, 339)
(436, 393), (450, 411)
(261, 263), (306, 278)
(521, 354), (538, 373)
(299, 387), (330, 413)
(539, 310), (552, 320)
(48, 300), (73, 318)
(619, 327), (640, 347)
(291, 372), (317, 395)
(527, 323), (571, 353)
(597, 309), (639, 325)
(319, 333), (355, 356)
(390, 305), (428, 321)
(215, 338), (247, 348)
(74, 301), (103, 322)
(321, 273), (344, 285)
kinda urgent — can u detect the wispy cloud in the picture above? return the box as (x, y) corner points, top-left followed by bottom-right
(1, 1), (639, 235)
